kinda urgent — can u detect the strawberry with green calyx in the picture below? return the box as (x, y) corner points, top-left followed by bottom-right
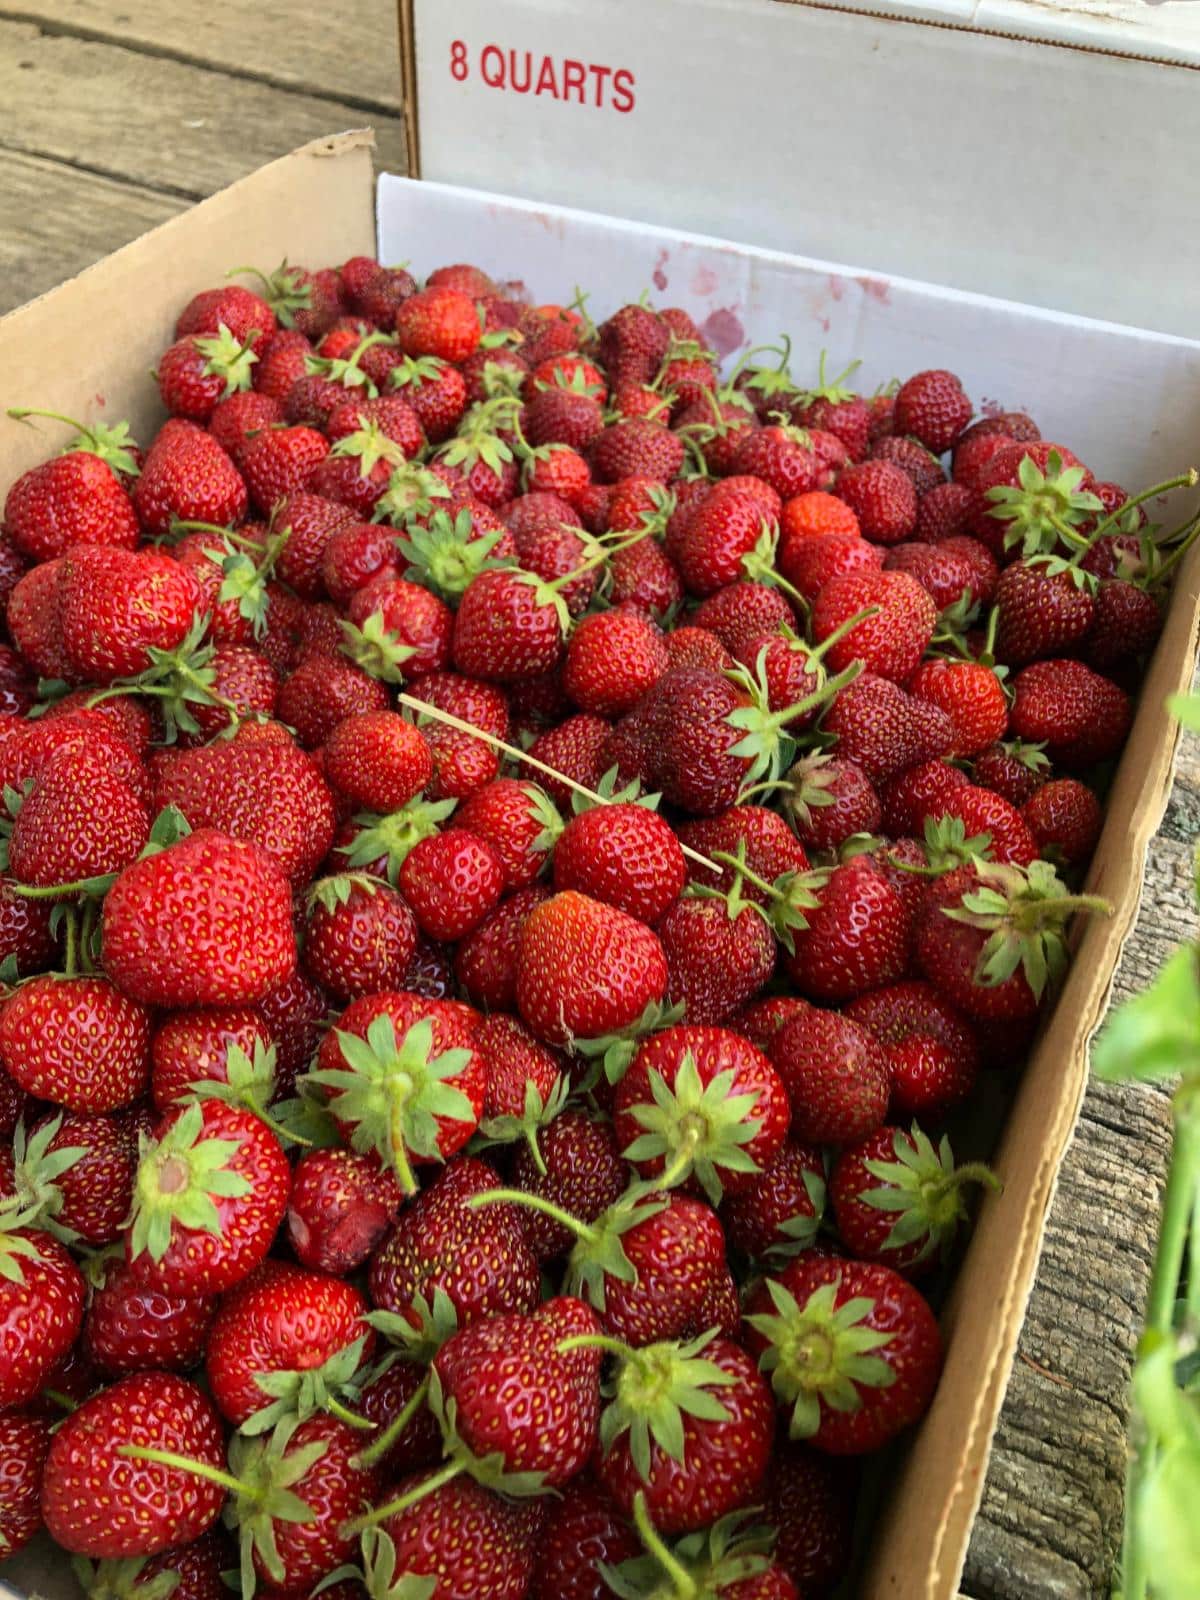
(570, 1329), (774, 1535)
(338, 608), (417, 686)
(721, 1140), (827, 1265)
(722, 651), (864, 792)
(304, 330), (394, 397)
(125, 1100), (289, 1297)
(743, 1256), (942, 1453)
(983, 447), (1105, 559)
(0, 1114), (87, 1243)
(916, 857), (1112, 1020)
(372, 461), (455, 528)
(7, 406), (141, 481)
(433, 398), (520, 507)
(157, 324), (259, 423)
(614, 1026), (790, 1205)
(472, 1012), (570, 1174)
(702, 840), (827, 957)
(396, 506), (511, 603)
(0, 1216), (85, 1405)
(182, 1038), (318, 1152)
(303, 873), (418, 1003)
(86, 615), (254, 744)
(0, 972), (152, 1111)
(70, 1531), (231, 1600)
(309, 996), (484, 1195)
(231, 260), (340, 337)
(829, 1124), (1000, 1276)
(4, 410), (141, 563)
(571, 997), (688, 1088)
(337, 794), (459, 885)
(603, 1501), (795, 1600)
(469, 1182), (726, 1349)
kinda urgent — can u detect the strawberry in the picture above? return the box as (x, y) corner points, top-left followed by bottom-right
(993, 563), (1096, 664)
(783, 857), (909, 1003)
(517, 890), (669, 1046)
(510, 1109), (627, 1259)
(0, 976), (151, 1112)
(531, 1478), (641, 1600)
(425, 1295), (601, 1489)
(346, 576), (454, 681)
(8, 558), (70, 678)
(380, 354), (468, 442)
(915, 858), (1107, 1020)
(722, 1139), (826, 1262)
(833, 460), (917, 544)
(321, 520), (399, 604)
(778, 531), (883, 604)
(564, 610), (669, 717)
(157, 326), (258, 422)
(450, 883), (549, 1012)
(0, 1226), (84, 1405)
(177, 283), (277, 347)
(395, 286), (482, 363)
(72, 1530), (233, 1600)
(592, 1331), (775, 1534)
(240, 424), (329, 514)
(1008, 657), (1131, 766)
(321, 710), (431, 812)
(870, 434), (946, 495)
(893, 369), (972, 453)
(302, 874), (417, 1002)
(744, 1255), (942, 1453)
(452, 568), (567, 682)
(254, 327), (314, 400)
(554, 802), (686, 926)
(58, 545), (201, 683)
(126, 1100), (289, 1295)
(312, 990), (485, 1194)
(352, 1358), (442, 1480)
(365, 1473), (540, 1599)
(205, 1262), (372, 1428)
(149, 1005), (272, 1111)
(474, 1011), (566, 1164)
(780, 488), (861, 543)
(4, 427), (142, 564)
(133, 419), (247, 536)
(844, 979), (980, 1120)
(791, 359), (870, 461)
(678, 805), (810, 906)
(614, 1023), (790, 1202)
(658, 892), (777, 1025)
(277, 651), (389, 748)
(103, 829), (296, 1007)
(0, 878), (54, 977)
(830, 1125), (997, 1275)
(399, 826), (506, 940)
(783, 754), (881, 850)
(593, 418), (685, 484)
(973, 738), (1050, 805)
(610, 538), (685, 618)
(664, 625), (737, 672)
(208, 389), (285, 463)
(884, 537), (993, 612)
(811, 569), (935, 682)
(1086, 578), (1163, 669)
(2, 1111), (134, 1246)
(762, 1442), (855, 1593)
(82, 1254), (216, 1377)
(599, 304), (671, 384)
(968, 441), (1096, 556)
(8, 745), (149, 887)
(908, 657), (1008, 755)
(694, 582), (794, 655)
(1022, 776), (1102, 864)
(454, 778), (562, 890)
(934, 781), (1039, 867)
(153, 736), (335, 887)
(40, 1373), (226, 1557)
(766, 1007), (890, 1145)
(0, 1409), (50, 1558)
(606, 667), (755, 818)
(526, 383), (606, 450)
(285, 1147), (401, 1276)
(237, 261), (342, 341)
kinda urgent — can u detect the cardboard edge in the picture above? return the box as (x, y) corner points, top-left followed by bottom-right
(397, 0), (421, 176)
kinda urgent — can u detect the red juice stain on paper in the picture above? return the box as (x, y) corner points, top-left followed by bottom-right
(827, 274), (846, 303)
(699, 308), (744, 357)
(652, 249), (670, 292)
(855, 276), (891, 305)
(691, 263), (719, 298)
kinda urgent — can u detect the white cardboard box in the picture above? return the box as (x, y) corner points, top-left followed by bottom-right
(398, 0), (1200, 337)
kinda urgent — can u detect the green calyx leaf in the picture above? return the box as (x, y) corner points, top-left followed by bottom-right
(242, 1334), (370, 1436)
(71, 1555), (180, 1600)
(340, 613), (416, 684)
(373, 462), (453, 528)
(474, 1070), (570, 1174)
(922, 814), (994, 874)
(570, 764), (661, 816)
(127, 1101), (250, 1265)
(427, 1367), (550, 1498)
(596, 1329), (737, 1482)
(339, 794), (458, 885)
(306, 872), (384, 915)
(565, 1186), (671, 1313)
(307, 1013), (477, 1195)
(318, 1527), (437, 1600)
(3, 1114), (87, 1244)
(233, 259), (313, 327)
(0, 1224), (45, 1285)
(794, 349), (861, 408)
(745, 1275), (896, 1439)
(366, 1287), (460, 1363)
(396, 508), (510, 602)
(330, 419), (408, 479)
(856, 1125), (999, 1263)
(194, 322), (259, 399)
(763, 1165), (828, 1264)
(986, 449), (1104, 558)
(603, 1508), (779, 1600)
(225, 1416), (324, 1596)
(573, 998), (687, 1087)
(941, 857), (1112, 999)
(619, 1054), (763, 1207)
(63, 417), (142, 480)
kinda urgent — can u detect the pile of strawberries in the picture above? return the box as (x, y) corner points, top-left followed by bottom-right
(0, 251), (1190, 1600)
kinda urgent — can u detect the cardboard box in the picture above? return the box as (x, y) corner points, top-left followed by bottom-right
(397, 0), (1200, 337)
(2, 130), (1200, 1598)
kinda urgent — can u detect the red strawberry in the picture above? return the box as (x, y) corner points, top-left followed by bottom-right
(778, 531), (883, 604)
(5, 428), (141, 562)
(811, 569), (936, 682)
(763, 1443), (855, 1593)
(908, 658), (1008, 756)
(474, 1012), (565, 1163)
(285, 1147), (402, 1276)
(380, 354), (468, 442)
(1008, 658), (1131, 767)
(205, 1262), (372, 1427)
(312, 990), (485, 1194)
(893, 369), (972, 453)
(8, 746), (149, 888)
(658, 893), (777, 1025)
(1021, 776), (1102, 864)
(564, 610), (669, 716)
(0, 1226), (84, 1405)
(783, 754), (881, 851)
(834, 460), (917, 544)
(517, 890), (668, 1046)
(396, 286), (482, 363)
(453, 778), (561, 890)
(254, 328), (314, 401)
(399, 826), (506, 941)
(845, 979), (980, 1120)
(0, 1409), (50, 1558)
(72, 1529), (234, 1600)
(322, 710), (431, 812)
(593, 418), (685, 484)
(678, 805), (810, 905)
(791, 360), (870, 460)
(1086, 578), (1163, 669)
(555, 802), (685, 926)
(453, 568), (567, 681)
(454, 883), (552, 1012)
(208, 388), (285, 462)
(783, 857), (909, 1003)
(973, 738), (1050, 806)
(8, 558), (70, 678)
(239, 261), (342, 341)
(177, 283), (277, 346)
(40, 1373), (226, 1557)
(240, 425), (329, 515)
(277, 651), (390, 748)
(157, 326), (258, 422)
(744, 1255), (942, 1453)
(870, 434), (946, 494)
(594, 1332), (775, 1534)
(830, 1124), (997, 1275)
(993, 563), (1096, 664)
(610, 536), (685, 618)
(59, 545), (201, 683)
(766, 1007), (890, 1145)
(82, 1254), (216, 1377)
(694, 581), (794, 657)
(368, 1472), (539, 1599)
(934, 781), (1039, 867)
(125, 1100), (290, 1296)
(615, 1023), (790, 1203)
(149, 1006), (272, 1110)
(722, 1139), (827, 1262)
(510, 1109), (627, 1260)
(2, 1111), (134, 1246)
(302, 874), (417, 1002)
(134, 419), (247, 536)
(530, 1478), (641, 1600)
(103, 829), (297, 1007)
(968, 441), (1095, 556)
(0, 976), (150, 1112)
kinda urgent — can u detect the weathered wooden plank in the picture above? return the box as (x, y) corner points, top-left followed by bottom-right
(0, 20), (405, 202)
(962, 731), (1200, 1599)
(0, 150), (184, 315)
(0, 0), (403, 110)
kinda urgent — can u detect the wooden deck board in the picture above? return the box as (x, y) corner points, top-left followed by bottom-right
(0, 4), (1187, 1593)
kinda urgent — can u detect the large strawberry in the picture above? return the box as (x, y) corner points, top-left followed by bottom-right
(721, 1140), (827, 1264)
(4, 413), (141, 560)
(554, 801), (685, 926)
(125, 1099), (290, 1296)
(0, 976), (151, 1112)
(57, 545), (202, 684)
(657, 892), (777, 1025)
(8, 744), (149, 888)
(133, 419), (248, 536)
(102, 829), (297, 1006)
(40, 1372), (226, 1557)
(531, 1477), (641, 1600)
(782, 857), (909, 1003)
(361, 1474), (540, 1599)
(743, 1256), (942, 1453)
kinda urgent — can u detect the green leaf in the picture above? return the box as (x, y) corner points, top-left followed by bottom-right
(1093, 947), (1200, 1084)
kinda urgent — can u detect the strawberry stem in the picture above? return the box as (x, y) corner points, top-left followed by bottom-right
(1084, 470), (1198, 550)
(61, 905), (79, 979)
(350, 1374), (430, 1470)
(117, 1444), (244, 1498)
(465, 1185), (597, 1245)
(631, 1490), (698, 1597)
(556, 1331), (634, 1361)
(325, 1395), (375, 1433)
(808, 604), (881, 660)
(344, 1458), (463, 1534)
